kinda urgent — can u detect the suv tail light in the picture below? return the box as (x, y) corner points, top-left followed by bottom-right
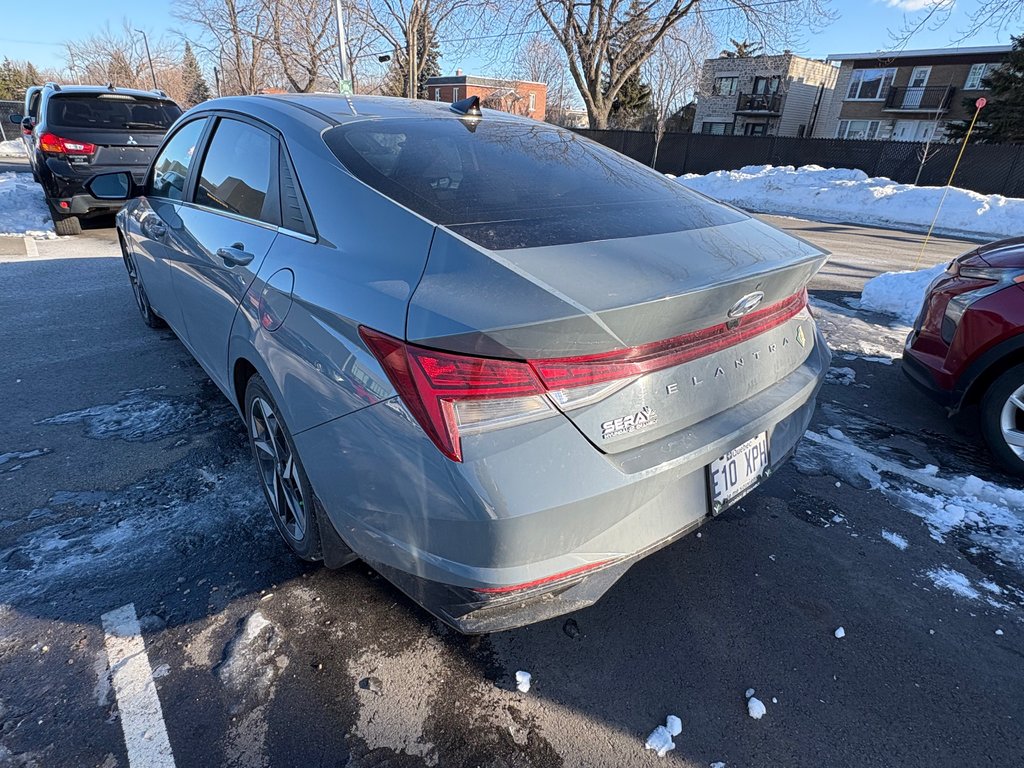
(361, 290), (808, 462)
(38, 133), (96, 156)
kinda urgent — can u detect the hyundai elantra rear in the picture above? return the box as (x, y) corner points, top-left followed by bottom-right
(108, 94), (830, 632)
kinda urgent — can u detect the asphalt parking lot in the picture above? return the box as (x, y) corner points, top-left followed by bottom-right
(1, 217), (1021, 768)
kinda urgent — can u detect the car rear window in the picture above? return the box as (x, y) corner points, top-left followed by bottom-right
(323, 118), (744, 250)
(47, 94), (182, 131)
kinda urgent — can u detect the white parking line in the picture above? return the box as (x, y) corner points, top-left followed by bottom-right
(23, 236), (38, 258)
(101, 603), (176, 768)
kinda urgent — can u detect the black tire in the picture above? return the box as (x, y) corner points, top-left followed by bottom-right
(245, 375), (323, 561)
(31, 168), (40, 183)
(980, 363), (1024, 477)
(52, 212), (81, 236)
(121, 246), (166, 328)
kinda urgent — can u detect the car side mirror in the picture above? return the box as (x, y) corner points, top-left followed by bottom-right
(86, 171), (138, 201)
(8, 113), (23, 124)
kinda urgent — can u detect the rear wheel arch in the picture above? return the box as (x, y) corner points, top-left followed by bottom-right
(232, 357), (259, 413)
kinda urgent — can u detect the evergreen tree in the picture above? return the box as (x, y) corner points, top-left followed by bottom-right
(182, 42), (212, 106)
(604, 1), (652, 127)
(727, 39), (763, 58)
(23, 62), (40, 89)
(0, 58), (19, 100)
(946, 35), (1024, 144)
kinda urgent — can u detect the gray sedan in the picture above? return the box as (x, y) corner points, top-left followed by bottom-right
(89, 94), (831, 632)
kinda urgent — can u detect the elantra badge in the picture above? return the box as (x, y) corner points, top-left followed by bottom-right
(727, 291), (765, 319)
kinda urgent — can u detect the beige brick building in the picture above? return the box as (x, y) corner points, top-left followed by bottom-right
(815, 45), (1012, 141)
(692, 52), (838, 137)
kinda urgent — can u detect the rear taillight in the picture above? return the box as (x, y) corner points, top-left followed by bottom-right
(38, 132), (96, 155)
(361, 290), (808, 462)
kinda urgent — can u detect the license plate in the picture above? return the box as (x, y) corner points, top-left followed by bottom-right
(707, 431), (770, 513)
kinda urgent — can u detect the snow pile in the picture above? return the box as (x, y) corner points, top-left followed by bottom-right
(744, 688), (766, 720)
(810, 297), (910, 363)
(825, 366), (857, 386)
(860, 263), (948, 324)
(0, 139), (26, 157)
(0, 172), (54, 238)
(678, 164), (1022, 240)
(515, 670), (531, 693)
(644, 715), (682, 757)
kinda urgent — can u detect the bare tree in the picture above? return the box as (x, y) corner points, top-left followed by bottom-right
(532, 0), (833, 129)
(258, 0), (339, 92)
(889, 0), (1022, 43)
(643, 25), (709, 167)
(515, 33), (578, 122)
(174, 0), (275, 95)
(65, 23), (177, 92)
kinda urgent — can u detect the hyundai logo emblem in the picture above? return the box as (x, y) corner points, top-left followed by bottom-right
(727, 291), (765, 319)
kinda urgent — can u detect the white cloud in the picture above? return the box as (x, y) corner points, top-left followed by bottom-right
(884, 0), (955, 12)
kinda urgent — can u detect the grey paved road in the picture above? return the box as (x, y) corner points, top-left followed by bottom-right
(0, 220), (1020, 767)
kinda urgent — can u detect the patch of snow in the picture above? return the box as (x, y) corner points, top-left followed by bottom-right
(744, 688), (755, 699)
(825, 366), (857, 386)
(0, 139), (26, 158)
(747, 696), (767, 720)
(979, 579), (1003, 595)
(515, 670), (531, 693)
(860, 263), (947, 324)
(809, 298), (909, 363)
(927, 567), (981, 601)
(677, 164), (1021, 240)
(644, 725), (675, 758)
(711, 763), (726, 768)
(665, 715), (682, 736)
(881, 530), (909, 550)
(996, 629), (1004, 636)
(834, 626), (846, 639)
(0, 172), (55, 238)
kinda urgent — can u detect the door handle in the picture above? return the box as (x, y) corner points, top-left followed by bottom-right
(142, 219), (166, 239)
(216, 243), (254, 267)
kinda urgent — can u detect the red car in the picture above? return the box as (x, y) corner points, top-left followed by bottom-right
(903, 237), (1024, 475)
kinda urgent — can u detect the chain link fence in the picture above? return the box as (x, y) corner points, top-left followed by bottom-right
(0, 100), (25, 143)
(573, 129), (1024, 199)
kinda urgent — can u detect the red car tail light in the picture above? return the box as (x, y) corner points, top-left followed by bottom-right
(38, 132), (96, 155)
(361, 290), (809, 462)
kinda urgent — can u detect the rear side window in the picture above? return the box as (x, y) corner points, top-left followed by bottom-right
(27, 90), (41, 120)
(194, 118), (279, 225)
(149, 119), (207, 201)
(47, 94), (181, 130)
(324, 118), (745, 250)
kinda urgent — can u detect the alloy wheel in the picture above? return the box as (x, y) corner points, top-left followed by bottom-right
(1000, 384), (1024, 461)
(249, 396), (307, 541)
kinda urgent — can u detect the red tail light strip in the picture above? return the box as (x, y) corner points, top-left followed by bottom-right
(38, 133), (96, 155)
(360, 289), (808, 462)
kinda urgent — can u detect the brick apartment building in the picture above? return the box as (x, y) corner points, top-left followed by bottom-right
(424, 71), (547, 121)
(815, 45), (1013, 141)
(692, 52), (838, 137)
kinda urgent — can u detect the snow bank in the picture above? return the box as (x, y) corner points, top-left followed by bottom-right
(0, 139), (26, 157)
(860, 263), (947, 324)
(678, 164), (1021, 241)
(0, 172), (54, 238)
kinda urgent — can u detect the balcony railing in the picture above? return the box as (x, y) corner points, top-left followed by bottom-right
(884, 85), (956, 112)
(735, 92), (783, 114)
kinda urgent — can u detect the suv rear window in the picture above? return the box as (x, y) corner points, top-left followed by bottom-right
(47, 94), (182, 131)
(323, 118), (744, 250)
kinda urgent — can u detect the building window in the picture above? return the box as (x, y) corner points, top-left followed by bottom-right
(434, 88), (441, 101)
(701, 121), (733, 135)
(965, 63), (999, 90)
(528, 92), (537, 112)
(713, 76), (738, 96)
(453, 87), (459, 101)
(744, 122), (768, 136)
(836, 119), (881, 140)
(845, 68), (897, 100)
(752, 76), (781, 94)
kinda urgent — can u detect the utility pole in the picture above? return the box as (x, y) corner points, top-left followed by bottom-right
(408, 11), (417, 100)
(134, 29), (158, 90)
(335, 0), (353, 94)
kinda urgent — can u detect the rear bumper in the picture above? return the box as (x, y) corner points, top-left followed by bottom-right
(900, 336), (957, 408)
(40, 156), (142, 217)
(297, 326), (830, 633)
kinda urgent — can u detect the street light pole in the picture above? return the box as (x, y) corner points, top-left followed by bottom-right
(335, 0), (353, 94)
(134, 29), (158, 90)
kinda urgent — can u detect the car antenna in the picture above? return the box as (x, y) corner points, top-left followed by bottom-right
(107, 82), (116, 91)
(449, 95), (482, 118)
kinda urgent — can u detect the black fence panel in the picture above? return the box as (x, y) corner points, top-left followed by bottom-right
(572, 128), (1024, 198)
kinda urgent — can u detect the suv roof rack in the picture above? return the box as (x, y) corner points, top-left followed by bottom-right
(44, 81), (61, 91)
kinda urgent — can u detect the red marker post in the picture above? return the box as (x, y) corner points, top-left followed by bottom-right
(917, 97), (987, 266)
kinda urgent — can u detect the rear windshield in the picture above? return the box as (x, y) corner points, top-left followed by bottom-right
(47, 94), (182, 131)
(324, 118), (744, 250)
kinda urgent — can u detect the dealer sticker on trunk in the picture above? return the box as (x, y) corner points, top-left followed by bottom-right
(601, 406), (658, 440)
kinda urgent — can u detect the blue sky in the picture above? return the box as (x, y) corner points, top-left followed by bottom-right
(0, 0), (1013, 74)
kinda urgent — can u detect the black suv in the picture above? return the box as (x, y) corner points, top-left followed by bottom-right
(10, 83), (182, 235)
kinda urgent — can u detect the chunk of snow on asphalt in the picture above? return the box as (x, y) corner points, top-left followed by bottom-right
(677, 164), (1022, 240)
(798, 431), (1024, 575)
(747, 697), (767, 719)
(0, 139), (26, 157)
(979, 580), (1003, 594)
(927, 568), (981, 601)
(0, 172), (55, 238)
(665, 715), (682, 736)
(645, 725), (676, 757)
(744, 688), (755, 699)
(996, 629), (1004, 636)
(882, 530), (909, 550)
(825, 366), (857, 386)
(711, 763), (726, 768)
(860, 263), (947, 324)
(834, 626), (846, 639)
(515, 670), (531, 693)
